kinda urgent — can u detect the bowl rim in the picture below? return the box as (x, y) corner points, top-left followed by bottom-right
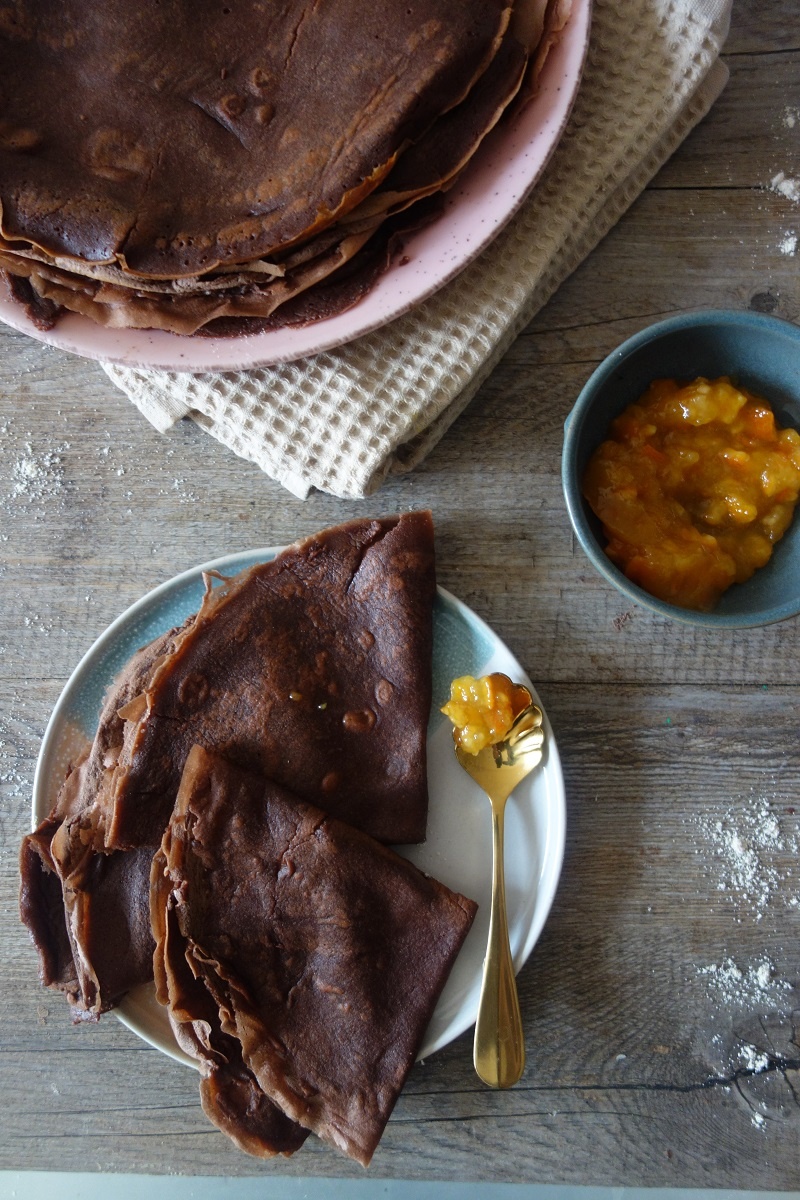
(561, 307), (800, 629)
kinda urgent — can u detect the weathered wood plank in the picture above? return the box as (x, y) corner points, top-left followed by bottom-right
(1, 2), (799, 1187)
(724, 2), (800, 56)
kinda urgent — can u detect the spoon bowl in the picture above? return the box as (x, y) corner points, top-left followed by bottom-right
(454, 702), (545, 800)
(452, 682), (545, 1088)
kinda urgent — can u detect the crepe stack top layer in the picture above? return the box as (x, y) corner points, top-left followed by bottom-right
(152, 746), (478, 1165)
(0, 0), (512, 271)
(0, 0), (572, 334)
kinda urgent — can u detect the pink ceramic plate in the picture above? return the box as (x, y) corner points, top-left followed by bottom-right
(0, 0), (591, 372)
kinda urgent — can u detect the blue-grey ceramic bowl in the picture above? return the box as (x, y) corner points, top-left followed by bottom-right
(561, 309), (800, 628)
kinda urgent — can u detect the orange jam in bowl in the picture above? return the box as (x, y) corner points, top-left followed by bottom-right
(582, 377), (800, 611)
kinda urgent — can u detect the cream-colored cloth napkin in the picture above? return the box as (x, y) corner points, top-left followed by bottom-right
(103, 0), (732, 500)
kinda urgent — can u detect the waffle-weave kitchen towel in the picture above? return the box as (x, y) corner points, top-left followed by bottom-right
(103, 0), (733, 500)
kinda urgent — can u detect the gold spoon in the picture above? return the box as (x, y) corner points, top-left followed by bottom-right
(453, 682), (545, 1088)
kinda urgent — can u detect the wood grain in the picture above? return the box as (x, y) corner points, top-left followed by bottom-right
(1, 0), (798, 1188)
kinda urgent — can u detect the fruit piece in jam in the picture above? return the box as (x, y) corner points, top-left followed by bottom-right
(441, 673), (531, 755)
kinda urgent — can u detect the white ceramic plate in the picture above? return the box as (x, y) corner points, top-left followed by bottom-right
(2, 0), (591, 372)
(33, 548), (566, 1064)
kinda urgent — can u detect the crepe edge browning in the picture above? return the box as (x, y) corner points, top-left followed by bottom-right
(152, 745), (479, 1165)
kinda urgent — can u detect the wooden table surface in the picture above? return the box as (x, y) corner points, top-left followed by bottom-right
(1, 1), (798, 1190)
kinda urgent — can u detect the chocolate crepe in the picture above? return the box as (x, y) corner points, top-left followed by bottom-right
(0, 1), (574, 334)
(21, 512), (435, 1025)
(0, 0), (510, 273)
(152, 886), (309, 1157)
(18, 625), (190, 1017)
(0, 201), (436, 336)
(104, 511), (436, 850)
(152, 746), (477, 1164)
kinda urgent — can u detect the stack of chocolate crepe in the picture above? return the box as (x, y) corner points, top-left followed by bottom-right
(0, 0), (570, 336)
(20, 513), (479, 1165)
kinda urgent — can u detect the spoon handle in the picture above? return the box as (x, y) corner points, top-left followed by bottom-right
(473, 797), (526, 1088)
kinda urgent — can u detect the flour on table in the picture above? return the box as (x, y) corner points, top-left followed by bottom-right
(10, 443), (69, 502)
(690, 790), (799, 923)
(1, 419), (71, 519)
(0, 720), (27, 804)
(691, 788), (798, 1013)
(778, 231), (797, 256)
(738, 1044), (769, 1074)
(768, 171), (800, 204)
(697, 955), (792, 1010)
(157, 478), (201, 505)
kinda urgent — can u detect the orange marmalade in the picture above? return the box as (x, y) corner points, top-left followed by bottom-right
(582, 376), (800, 611)
(442, 673), (530, 754)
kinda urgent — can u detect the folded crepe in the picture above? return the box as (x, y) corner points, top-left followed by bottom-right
(104, 511), (436, 851)
(18, 626), (179, 1018)
(20, 512), (436, 1021)
(152, 746), (478, 1164)
(20, 819), (156, 1020)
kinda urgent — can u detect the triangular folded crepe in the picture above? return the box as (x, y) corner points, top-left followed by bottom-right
(153, 889), (309, 1157)
(152, 746), (477, 1165)
(19, 780), (157, 1020)
(105, 511), (436, 850)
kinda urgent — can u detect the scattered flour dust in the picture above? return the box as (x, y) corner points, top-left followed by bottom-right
(697, 955), (791, 1009)
(737, 1041), (776, 1133)
(738, 1044), (770, 1074)
(14, 445), (66, 494)
(778, 231), (797, 256)
(691, 790), (799, 923)
(165, 478), (200, 505)
(3, 436), (71, 510)
(770, 109), (800, 244)
(770, 113), (800, 196)
(691, 791), (798, 1046)
(0, 721), (27, 803)
(768, 171), (800, 204)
